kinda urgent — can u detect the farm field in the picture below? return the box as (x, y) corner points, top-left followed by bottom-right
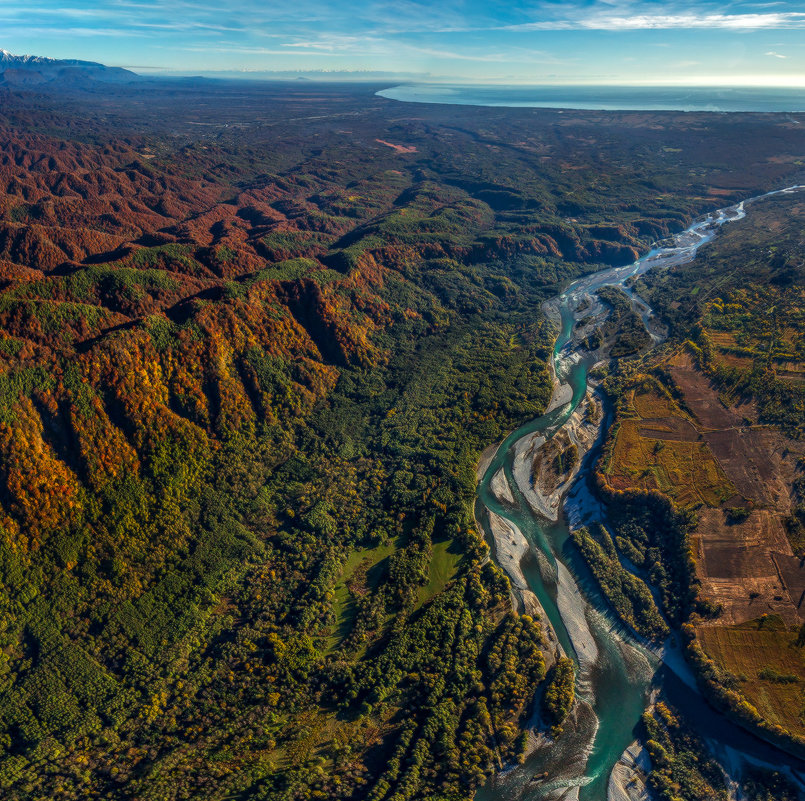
(604, 354), (804, 627)
(698, 618), (805, 739)
(604, 382), (736, 508)
(603, 354), (805, 743)
(1, 52), (805, 799)
(701, 283), (805, 387)
(606, 195), (805, 750)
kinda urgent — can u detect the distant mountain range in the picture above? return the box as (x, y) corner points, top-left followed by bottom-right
(0, 49), (138, 86)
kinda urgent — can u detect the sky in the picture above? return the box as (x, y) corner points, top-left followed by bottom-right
(2, 0), (805, 84)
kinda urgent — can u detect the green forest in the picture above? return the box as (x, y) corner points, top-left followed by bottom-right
(0, 78), (803, 800)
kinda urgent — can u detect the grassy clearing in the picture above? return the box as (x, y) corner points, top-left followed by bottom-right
(327, 537), (463, 651)
(698, 619), (805, 737)
(417, 538), (462, 609)
(327, 539), (399, 652)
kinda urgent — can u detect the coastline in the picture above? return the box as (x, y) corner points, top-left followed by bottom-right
(376, 84), (805, 114)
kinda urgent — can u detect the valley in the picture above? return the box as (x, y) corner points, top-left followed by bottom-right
(0, 74), (803, 800)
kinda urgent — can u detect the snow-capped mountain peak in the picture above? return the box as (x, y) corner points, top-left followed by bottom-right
(0, 50), (138, 86)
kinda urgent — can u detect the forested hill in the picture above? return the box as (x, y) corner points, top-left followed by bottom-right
(0, 80), (802, 799)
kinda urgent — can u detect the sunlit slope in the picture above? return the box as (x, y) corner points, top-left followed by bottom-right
(0, 81), (803, 798)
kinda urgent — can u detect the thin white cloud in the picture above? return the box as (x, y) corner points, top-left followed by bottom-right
(502, 12), (805, 31)
(4, 0), (804, 81)
(186, 33), (571, 66)
(181, 45), (343, 56)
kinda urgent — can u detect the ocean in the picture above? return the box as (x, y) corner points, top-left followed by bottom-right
(376, 84), (805, 113)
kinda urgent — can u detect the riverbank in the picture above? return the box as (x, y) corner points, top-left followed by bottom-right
(512, 391), (602, 523)
(607, 741), (651, 801)
(475, 185), (805, 800)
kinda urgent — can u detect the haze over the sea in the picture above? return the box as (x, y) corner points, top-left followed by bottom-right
(377, 84), (805, 112)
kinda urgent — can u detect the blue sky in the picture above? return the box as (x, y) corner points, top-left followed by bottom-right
(3, 0), (805, 84)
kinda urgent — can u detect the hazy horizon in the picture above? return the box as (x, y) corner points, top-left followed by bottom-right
(3, 0), (805, 87)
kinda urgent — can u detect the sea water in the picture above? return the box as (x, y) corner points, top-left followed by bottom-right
(377, 84), (805, 113)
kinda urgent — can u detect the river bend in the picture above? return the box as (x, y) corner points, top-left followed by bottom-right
(475, 185), (805, 801)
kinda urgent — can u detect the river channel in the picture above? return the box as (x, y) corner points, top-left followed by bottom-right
(475, 185), (805, 801)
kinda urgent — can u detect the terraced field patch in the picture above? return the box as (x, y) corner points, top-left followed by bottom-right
(605, 385), (736, 508)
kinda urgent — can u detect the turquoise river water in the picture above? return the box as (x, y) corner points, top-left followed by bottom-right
(475, 185), (805, 801)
